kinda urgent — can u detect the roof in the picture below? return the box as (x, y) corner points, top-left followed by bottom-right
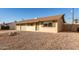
(16, 14), (65, 25)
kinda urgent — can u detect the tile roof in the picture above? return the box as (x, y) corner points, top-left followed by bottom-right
(16, 14), (65, 25)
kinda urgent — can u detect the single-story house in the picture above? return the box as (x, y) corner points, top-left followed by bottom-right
(0, 22), (16, 30)
(16, 14), (79, 33)
(16, 15), (65, 33)
(7, 22), (16, 30)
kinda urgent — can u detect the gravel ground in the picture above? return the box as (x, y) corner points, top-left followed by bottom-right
(0, 31), (79, 50)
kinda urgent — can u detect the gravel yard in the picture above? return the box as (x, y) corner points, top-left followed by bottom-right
(0, 31), (79, 50)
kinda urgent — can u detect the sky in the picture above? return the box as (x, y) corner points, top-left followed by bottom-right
(0, 8), (79, 23)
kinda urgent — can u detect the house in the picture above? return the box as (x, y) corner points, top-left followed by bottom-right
(16, 15), (65, 33)
(7, 22), (16, 30)
(0, 22), (16, 30)
(16, 14), (79, 33)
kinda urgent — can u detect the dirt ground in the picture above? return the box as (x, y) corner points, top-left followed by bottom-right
(0, 31), (79, 50)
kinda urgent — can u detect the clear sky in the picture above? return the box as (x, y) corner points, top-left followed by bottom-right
(0, 8), (79, 23)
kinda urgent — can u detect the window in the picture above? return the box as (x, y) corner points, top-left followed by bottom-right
(43, 21), (55, 27)
(43, 23), (48, 27)
(48, 23), (52, 27)
(43, 22), (48, 27)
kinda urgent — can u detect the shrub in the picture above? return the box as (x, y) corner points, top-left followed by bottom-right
(1, 25), (9, 30)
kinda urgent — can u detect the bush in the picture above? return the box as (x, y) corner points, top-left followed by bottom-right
(1, 25), (10, 30)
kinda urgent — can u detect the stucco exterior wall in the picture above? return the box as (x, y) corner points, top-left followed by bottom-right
(16, 21), (58, 33)
(16, 23), (79, 32)
(38, 22), (58, 33)
(72, 24), (79, 32)
(63, 24), (79, 32)
(58, 19), (64, 32)
(16, 25), (21, 31)
(16, 24), (36, 31)
(21, 25), (27, 31)
(9, 24), (16, 30)
(26, 25), (35, 31)
(63, 24), (72, 32)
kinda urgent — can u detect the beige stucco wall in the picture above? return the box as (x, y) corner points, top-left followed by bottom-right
(16, 21), (59, 33)
(21, 25), (27, 31)
(16, 22), (58, 33)
(16, 25), (21, 31)
(16, 24), (36, 31)
(38, 22), (58, 33)
(26, 25), (36, 31)
(63, 24), (79, 32)
(72, 24), (79, 32)
(58, 19), (64, 32)
(9, 25), (16, 30)
(16, 19), (79, 33)
(8, 23), (16, 30)
(63, 24), (72, 32)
